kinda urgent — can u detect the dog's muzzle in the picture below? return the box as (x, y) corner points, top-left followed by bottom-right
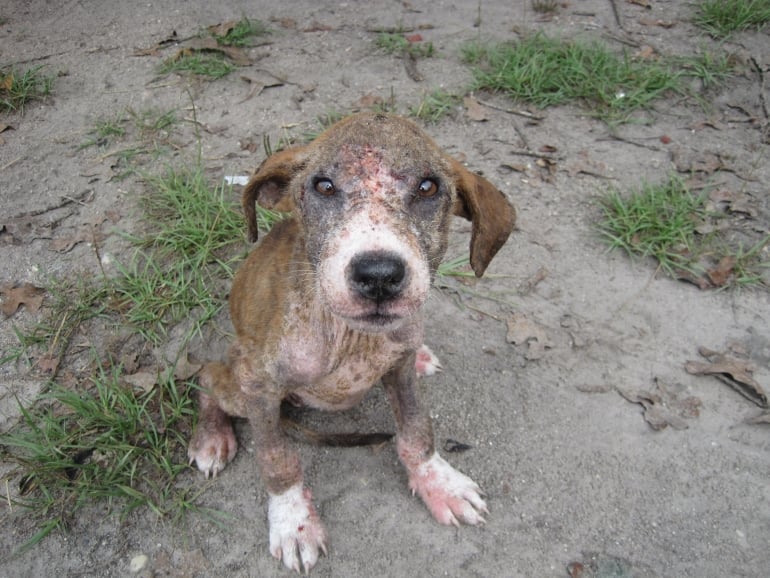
(348, 252), (407, 304)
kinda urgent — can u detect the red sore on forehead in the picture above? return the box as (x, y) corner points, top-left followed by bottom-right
(339, 144), (405, 193)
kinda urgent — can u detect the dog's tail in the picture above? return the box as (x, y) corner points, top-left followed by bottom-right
(280, 418), (394, 447)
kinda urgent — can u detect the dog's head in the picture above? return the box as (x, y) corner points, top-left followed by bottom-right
(243, 113), (515, 332)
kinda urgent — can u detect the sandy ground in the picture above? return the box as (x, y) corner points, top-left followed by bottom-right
(1, 1), (770, 576)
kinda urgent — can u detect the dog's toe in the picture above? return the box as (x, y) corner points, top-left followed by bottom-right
(188, 424), (238, 478)
(268, 484), (328, 574)
(407, 453), (488, 526)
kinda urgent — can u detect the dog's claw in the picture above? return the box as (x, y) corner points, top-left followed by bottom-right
(406, 453), (488, 527)
(269, 484), (328, 574)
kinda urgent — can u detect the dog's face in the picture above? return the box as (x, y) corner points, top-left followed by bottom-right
(243, 113), (516, 333)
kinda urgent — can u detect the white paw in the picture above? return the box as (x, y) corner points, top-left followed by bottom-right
(415, 344), (442, 377)
(408, 453), (488, 526)
(268, 484), (328, 574)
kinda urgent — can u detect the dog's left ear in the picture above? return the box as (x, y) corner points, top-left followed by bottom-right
(243, 146), (308, 242)
(449, 159), (516, 277)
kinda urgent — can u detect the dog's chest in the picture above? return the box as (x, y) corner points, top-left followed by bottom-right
(274, 311), (410, 410)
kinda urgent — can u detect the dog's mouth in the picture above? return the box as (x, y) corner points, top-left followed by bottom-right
(349, 311), (403, 331)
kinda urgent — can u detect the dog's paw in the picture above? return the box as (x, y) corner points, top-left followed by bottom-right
(268, 484), (328, 574)
(415, 344), (442, 377)
(187, 421), (237, 479)
(407, 453), (488, 526)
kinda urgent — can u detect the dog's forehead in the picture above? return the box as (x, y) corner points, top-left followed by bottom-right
(311, 114), (448, 175)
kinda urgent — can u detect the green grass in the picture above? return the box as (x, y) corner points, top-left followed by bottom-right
(597, 176), (769, 288)
(462, 34), (682, 123)
(79, 113), (128, 149)
(694, 0), (770, 37)
(410, 90), (461, 123)
(0, 364), (202, 551)
(115, 166), (285, 343)
(0, 65), (54, 113)
(1, 160), (284, 548)
(376, 32), (435, 58)
(532, 0), (559, 14)
(158, 53), (235, 79)
(212, 17), (269, 46)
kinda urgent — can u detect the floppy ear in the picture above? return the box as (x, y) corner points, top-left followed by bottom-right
(450, 159), (516, 277)
(242, 146), (308, 242)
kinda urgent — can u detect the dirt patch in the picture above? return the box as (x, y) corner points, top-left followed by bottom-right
(1, 1), (769, 577)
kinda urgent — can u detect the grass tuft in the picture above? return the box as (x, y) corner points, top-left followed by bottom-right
(410, 90), (461, 123)
(0, 65), (54, 113)
(212, 17), (269, 46)
(597, 176), (769, 288)
(0, 364), (198, 552)
(158, 53), (235, 79)
(376, 32), (435, 58)
(694, 0), (770, 37)
(462, 34), (682, 123)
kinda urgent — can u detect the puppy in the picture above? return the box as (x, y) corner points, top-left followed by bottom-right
(188, 112), (515, 573)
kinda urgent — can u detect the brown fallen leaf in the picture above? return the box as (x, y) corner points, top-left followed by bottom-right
(671, 149), (727, 175)
(706, 255), (736, 287)
(174, 354), (202, 381)
(616, 379), (696, 431)
(463, 96), (490, 122)
(357, 93), (384, 109)
(208, 20), (238, 38)
(1, 72), (15, 91)
(708, 189), (758, 217)
(37, 352), (61, 375)
(0, 282), (45, 317)
(745, 411), (770, 425)
(506, 312), (552, 360)
(238, 74), (284, 103)
(124, 370), (158, 393)
(685, 347), (768, 408)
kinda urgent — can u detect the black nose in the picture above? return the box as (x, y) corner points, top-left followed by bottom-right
(349, 253), (407, 303)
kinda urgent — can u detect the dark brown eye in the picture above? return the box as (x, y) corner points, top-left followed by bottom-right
(314, 178), (335, 196)
(417, 179), (438, 198)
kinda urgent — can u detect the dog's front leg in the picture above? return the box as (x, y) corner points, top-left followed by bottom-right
(246, 394), (328, 573)
(382, 353), (488, 526)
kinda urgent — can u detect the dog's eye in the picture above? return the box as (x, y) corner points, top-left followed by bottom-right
(314, 178), (336, 196)
(417, 179), (438, 198)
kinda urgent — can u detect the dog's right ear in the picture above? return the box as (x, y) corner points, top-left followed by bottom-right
(242, 146), (308, 242)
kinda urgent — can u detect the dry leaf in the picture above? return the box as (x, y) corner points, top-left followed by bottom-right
(506, 312), (552, 360)
(208, 21), (238, 38)
(1, 73), (14, 91)
(0, 282), (45, 317)
(174, 355), (202, 380)
(706, 255), (736, 287)
(463, 96), (490, 122)
(357, 93), (384, 109)
(635, 45), (656, 59)
(124, 370), (158, 393)
(628, 0), (651, 7)
(686, 347), (768, 408)
(617, 379), (698, 430)
(37, 352), (60, 375)
(745, 411), (770, 425)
